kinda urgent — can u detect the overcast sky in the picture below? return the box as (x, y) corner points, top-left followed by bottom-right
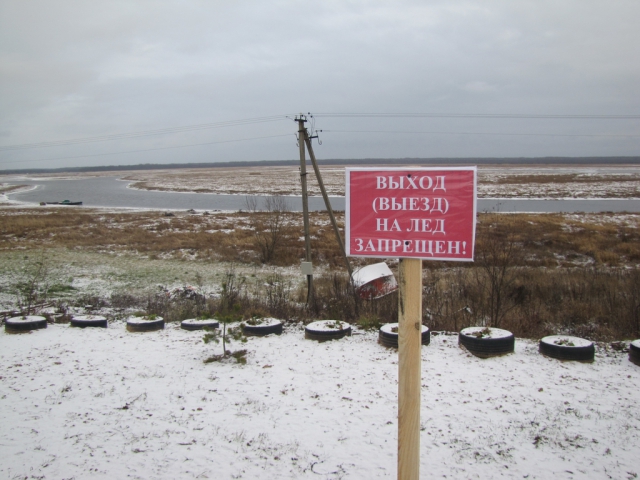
(1, 0), (639, 170)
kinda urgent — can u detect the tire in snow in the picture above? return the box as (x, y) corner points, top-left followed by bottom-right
(181, 319), (219, 331)
(5, 315), (48, 333)
(458, 327), (515, 358)
(539, 335), (595, 362)
(70, 314), (107, 328)
(628, 339), (640, 366)
(126, 316), (164, 332)
(379, 323), (430, 348)
(242, 319), (283, 336)
(305, 320), (351, 342)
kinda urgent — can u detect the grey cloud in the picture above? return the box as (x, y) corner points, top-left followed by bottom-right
(1, 0), (638, 169)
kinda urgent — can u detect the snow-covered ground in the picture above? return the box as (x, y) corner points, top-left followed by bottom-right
(120, 165), (640, 198)
(1, 323), (638, 479)
(3, 164), (639, 198)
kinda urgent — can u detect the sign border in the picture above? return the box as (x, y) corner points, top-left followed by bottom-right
(345, 166), (477, 262)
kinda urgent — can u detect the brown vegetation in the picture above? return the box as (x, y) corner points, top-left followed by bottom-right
(1, 210), (639, 270)
(1, 208), (639, 340)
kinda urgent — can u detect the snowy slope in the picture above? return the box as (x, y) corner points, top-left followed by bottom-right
(1, 323), (638, 479)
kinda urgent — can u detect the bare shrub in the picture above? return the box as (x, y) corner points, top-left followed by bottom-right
(356, 290), (398, 330)
(312, 273), (357, 321)
(15, 251), (52, 314)
(423, 268), (474, 332)
(473, 220), (524, 328)
(422, 265), (640, 341)
(109, 292), (142, 310)
(146, 291), (169, 319)
(245, 196), (290, 264)
(263, 272), (293, 319)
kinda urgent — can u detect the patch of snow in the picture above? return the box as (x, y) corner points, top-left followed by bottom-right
(181, 319), (219, 326)
(305, 320), (351, 332)
(631, 339), (640, 349)
(245, 317), (282, 327)
(460, 326), (513, 339)
(126, 316), (164, 325)
(352, 262), (394, 287)
(72, 315), (106, 321)
(380, 323), (429, 335)
(6, 315), (46, 323)
(1, 326), (638, 479)
(541, 335), (594, 348)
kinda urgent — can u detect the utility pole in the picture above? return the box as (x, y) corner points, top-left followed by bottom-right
(304, 134), (352, 279)
(297, 116), (313, 303)
(303, 127), (359, 316)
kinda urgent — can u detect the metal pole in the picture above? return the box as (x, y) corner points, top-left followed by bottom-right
(297, 117), (313, 303)
(398, 258), (422, 480)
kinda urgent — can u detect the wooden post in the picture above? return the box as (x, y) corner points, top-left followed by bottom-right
(303, 135), (353, 279)
(304, 133), (359, 316)
(297, 117), (313, 303)
(398, 258), (422, 480)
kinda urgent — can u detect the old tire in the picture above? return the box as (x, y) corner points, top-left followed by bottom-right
(5, 315), (48, 333)
(628, 340), (640, 366)
(70, 314), (107, 328)
(305, 320), (351, 342)
(378, 323), (430, 348)
(181, 319), (219, 331)
(459, 327), (515, 358)
(539, 335), (595, 362)
(126, 316), (164, 332)
(242, 319), (283, 336)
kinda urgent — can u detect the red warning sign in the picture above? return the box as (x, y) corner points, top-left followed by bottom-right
(345, 167), (477, 261)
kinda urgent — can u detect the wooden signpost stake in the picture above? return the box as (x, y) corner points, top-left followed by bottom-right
(345, 166), (477, 480)
(398, 258), (422, 480)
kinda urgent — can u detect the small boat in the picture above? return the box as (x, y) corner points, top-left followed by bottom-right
(44, 200), (83, 205)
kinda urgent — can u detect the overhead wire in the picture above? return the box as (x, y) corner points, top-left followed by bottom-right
(0, 133), (294, 166)
(313, 113), (640, 119)
(320, 129), (640, 138)
(3, 112), (637, 153)
(2, 111), (638, 167)
(0, 114), (294, 152)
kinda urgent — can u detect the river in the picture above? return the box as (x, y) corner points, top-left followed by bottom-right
(5, 176), (640, 213)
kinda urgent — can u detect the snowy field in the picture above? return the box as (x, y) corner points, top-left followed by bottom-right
(3, 164), (640, 198)
(1, 323), (638, 480)
(121, 165), (640, 199)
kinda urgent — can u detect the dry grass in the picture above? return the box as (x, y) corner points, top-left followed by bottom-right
(422, 266), (640, 341)
(0, 208), (353, 269)
(1, 209), (638, 268)
(1, 208), (639, 340)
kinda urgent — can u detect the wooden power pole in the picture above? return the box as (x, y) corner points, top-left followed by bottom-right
(300, 121), (359, 315)
(297, 116), (313, 303)
(303, 134), (353, 280)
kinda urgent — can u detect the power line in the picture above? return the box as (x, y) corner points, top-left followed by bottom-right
(321, 129), (640, 138)
(2, 111), (637, 155)
(0, 133), (294, 166)
(0, 115), (294, 152)
(313, 113), (640, 119)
